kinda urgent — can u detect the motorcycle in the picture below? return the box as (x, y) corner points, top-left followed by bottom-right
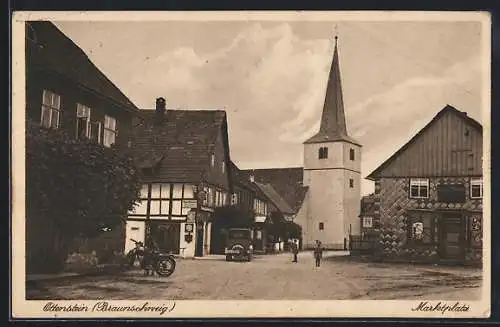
(122, 238), (176, 277)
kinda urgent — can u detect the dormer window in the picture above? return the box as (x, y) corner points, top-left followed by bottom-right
(318, 147), (328, 159)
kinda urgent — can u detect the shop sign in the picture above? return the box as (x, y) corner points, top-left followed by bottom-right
(186, 210), (196, 223)
(183, 199), (198, 209)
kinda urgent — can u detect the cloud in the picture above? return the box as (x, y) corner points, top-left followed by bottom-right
(59, 21), (483, 196)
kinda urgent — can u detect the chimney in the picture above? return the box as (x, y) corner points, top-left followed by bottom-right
(156, 97), (166, 115)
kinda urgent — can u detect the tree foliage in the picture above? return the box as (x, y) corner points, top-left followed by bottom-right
(268, 211), (301, 241)
(26, 121), (142, 272)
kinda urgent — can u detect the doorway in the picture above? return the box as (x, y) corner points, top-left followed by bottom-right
(149, 221), (180, 254)
(439, 214), (464, 261)
(195, 223), (204, 257)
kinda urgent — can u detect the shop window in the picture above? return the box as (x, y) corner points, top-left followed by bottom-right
(437, 184), (466, 203)
(407, 212), (434, 244)
(409, 178), (429, 199)
(470, 177), (483, 199)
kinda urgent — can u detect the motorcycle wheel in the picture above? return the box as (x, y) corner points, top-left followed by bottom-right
(155, 257), (176, 277)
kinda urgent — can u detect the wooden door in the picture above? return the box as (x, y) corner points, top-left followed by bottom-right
(439, 215), (464, 261)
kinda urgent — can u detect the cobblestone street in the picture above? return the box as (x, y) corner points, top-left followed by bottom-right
(26, 252), (482, 300)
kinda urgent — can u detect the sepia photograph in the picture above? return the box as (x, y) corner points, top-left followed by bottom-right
(11, 11), (491, 318)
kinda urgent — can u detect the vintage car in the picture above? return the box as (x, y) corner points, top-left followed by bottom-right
(225, 228), (253, 262)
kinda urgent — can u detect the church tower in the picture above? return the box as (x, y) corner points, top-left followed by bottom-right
(301, 36), (362, 249)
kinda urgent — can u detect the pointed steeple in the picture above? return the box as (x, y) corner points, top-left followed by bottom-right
(304, 35), (359, 145)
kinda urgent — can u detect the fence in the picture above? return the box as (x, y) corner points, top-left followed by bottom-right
(349, 234), (376, 255)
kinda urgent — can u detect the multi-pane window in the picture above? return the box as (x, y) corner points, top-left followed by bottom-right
(150, 183), (171, 216)
(349, 179), (354, 188)
(349, 148), (355, 161)
(76, 103), (91, 138)
(409, 178), (429, 198)
(319, 222), (324, 230)
(41, 90), (61, 129)
(202, 187), (215, 207)
(103, 115), (117, 147)
(253, 198), (267, 215)
(362, 217), (373, 228)
(231, 193), (239, 205)
(210, 154), (215, 167)
(318, 147), (328, 159)
(470, 177), (483, 199)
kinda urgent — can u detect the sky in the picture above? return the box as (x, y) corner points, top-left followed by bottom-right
(53, 18), (485, 196)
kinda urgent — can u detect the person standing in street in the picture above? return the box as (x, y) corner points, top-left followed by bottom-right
(313, 240), (323, 267)
(291, 240), (299, 263)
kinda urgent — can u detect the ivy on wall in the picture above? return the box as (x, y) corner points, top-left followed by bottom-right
(26, 120), (142, 272)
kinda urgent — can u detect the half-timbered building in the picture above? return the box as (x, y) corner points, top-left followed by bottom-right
(127, 98), (233, 258)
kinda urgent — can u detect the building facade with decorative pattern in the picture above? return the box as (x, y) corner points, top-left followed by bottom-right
(367, 105), (483, 264)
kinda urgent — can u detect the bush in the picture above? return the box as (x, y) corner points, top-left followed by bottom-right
(26, 121), (142, 273)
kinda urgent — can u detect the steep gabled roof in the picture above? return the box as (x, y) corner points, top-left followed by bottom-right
(254, 182), (295, 215)
(240, 167), (307, 213)
(229, 161), (267, 199)
(366, 105), (483, 180)
(26, 21), (139, 113)
(304, 37), (360, 146)
(131, 109), (230, 184)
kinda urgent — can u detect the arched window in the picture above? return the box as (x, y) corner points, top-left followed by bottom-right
(318, 147), (328, 159)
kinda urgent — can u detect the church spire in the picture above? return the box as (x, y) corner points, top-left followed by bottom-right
(304, 34), (359, 145)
